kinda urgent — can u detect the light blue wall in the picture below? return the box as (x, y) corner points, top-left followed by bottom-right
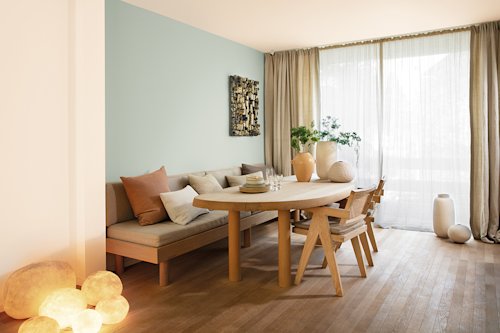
(106, 0), (265, 181)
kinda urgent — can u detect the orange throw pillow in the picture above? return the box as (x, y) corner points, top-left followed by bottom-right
(120, 166), (170, 226)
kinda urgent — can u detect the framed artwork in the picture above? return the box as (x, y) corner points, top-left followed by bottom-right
(229, 75), (260, 136)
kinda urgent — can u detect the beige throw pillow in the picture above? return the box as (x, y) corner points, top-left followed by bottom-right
(226, 171), (264, 187)
(159, 186), (209, 225)
(188, 174), (223, 194)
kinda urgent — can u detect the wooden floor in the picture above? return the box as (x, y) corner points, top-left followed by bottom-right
(1, 222), (499, 333)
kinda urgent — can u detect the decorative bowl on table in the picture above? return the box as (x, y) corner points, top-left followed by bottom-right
(239, 175), (270, 193)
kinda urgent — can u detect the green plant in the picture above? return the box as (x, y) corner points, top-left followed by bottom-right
(290, 122), (320, 153)
(319, 116), (361, 147)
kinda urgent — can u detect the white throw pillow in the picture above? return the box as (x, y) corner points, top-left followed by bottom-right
(159, 185), (209, 225)
(188, 174), (223, 194)
(226, 171), (263, 187)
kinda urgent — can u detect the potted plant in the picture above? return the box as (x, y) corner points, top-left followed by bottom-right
(316, 116), (361, 179)
(290, 123), (320, 182)
(290, 122), (321, 153)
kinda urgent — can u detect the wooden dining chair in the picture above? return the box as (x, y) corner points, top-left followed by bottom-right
(365, 177), (385, 252)
(293, 187), (376, 296)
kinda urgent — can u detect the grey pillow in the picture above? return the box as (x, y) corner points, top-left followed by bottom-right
(241, 163), (270, 176)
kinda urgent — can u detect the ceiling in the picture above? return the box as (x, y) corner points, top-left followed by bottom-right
(124, 0), (500, 52)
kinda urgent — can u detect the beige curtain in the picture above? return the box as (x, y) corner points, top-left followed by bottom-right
(264, 48), (320, 176)
(470, 21), (500, 243)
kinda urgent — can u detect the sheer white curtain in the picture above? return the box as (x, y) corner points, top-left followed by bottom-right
(380, 32), (470, 231)
(320, 44), (381, 187)
(320, 31), (471, 231)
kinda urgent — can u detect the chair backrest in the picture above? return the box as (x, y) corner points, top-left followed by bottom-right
(375, 177), (386, 196)
(342, 187), (376, 224)
(369, 177), (386, 209)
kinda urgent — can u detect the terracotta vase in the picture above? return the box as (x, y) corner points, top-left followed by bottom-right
(292, 152), (315, 182)
(316, 141), (338, 179)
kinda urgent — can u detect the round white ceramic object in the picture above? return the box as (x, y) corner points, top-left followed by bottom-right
(448, 224), (471, 243)
(433, 194), (455, 238)
(327, 161), (354, 183)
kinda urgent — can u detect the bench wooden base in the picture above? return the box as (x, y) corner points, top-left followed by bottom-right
(107, 211), (277, 286)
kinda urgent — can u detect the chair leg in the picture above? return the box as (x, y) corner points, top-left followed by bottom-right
(366, 218), (378, 252)
(351, 236), (366, 278)
(359, 232), (373, 266)
(294, 217), (320, 285)
(321, 256), (328, 269)
(317, 218), (343, 296)
(321, 242), (341, 268)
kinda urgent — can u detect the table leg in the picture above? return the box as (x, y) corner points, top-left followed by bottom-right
(278, 210), (292, 287)
(228, 210), (241, 282)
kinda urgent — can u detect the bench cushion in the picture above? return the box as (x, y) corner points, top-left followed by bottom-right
(106, 182), (134, 226)
(107, 210), (253, 248)
(107, 210), (230, 247)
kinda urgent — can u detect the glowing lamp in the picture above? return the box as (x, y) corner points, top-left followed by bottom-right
(71, 309), (102, 333)
(82, 271), (123, 306)
(17, 316), (59, 333)
(38, 288), (87, 329)
(95, 295), (129, 324)
(4, 261), (75, 319)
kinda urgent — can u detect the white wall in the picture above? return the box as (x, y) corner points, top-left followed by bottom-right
(0, 0), (105, 312)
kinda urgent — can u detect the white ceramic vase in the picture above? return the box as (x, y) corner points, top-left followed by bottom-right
(316, 141), (337, 179)
(433, 194), (455, 238)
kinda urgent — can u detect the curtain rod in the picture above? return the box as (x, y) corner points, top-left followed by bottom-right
(317, 24), (476, 50)
(267, 20), (498, 54)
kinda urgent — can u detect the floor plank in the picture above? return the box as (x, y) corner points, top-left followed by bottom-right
(0, 223), (499, 333)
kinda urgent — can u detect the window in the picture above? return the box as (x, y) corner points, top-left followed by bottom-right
(320, 43), (381, 188)
(320, 31), (471, 231)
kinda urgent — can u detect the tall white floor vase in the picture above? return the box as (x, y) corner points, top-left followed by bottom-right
(316, 141), (337, 179)
(433, 194), (455, 238)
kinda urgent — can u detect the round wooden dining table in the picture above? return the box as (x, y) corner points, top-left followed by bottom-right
(193, 179), (354, 287)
